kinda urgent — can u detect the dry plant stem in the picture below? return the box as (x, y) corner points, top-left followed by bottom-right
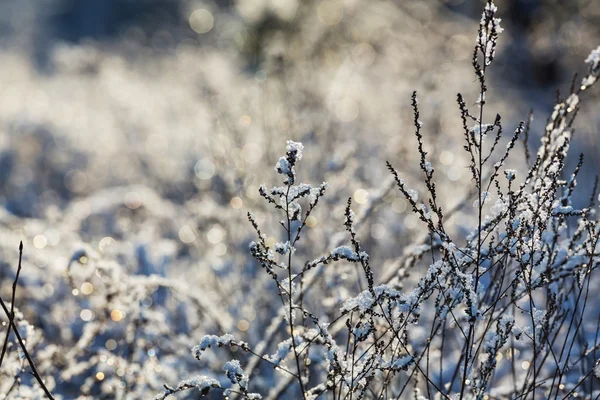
(265, 180), (489, 400)
(0, 243), (55, 400)
(0, 241), (23, 368)
(5, 371), (21, 398)
(285, 185), (307, 400)
(551, 233), (599, 399)
(254, 179), (410, 400)
(460, 40), (486, 400)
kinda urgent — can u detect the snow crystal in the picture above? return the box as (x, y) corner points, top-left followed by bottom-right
(223, 360), (252, 391)
(353, 322), (372, 340)
(386, 355), (414, 370)
(192, 334), (236, 358)
(470, 124), (493, 136)
(425, 161), (433, 174)
(483, 332), (500, 352)
(586, 46), (600, 66)
(178, 376), (221, 393)
(553, 205), (573, 214)
(275, 241), (295, 255)
(477, 1), (503, 64)
(309, 182), (329, 203)
(275, 157), (291, 175)
(341, 289), (375, 312)
(582, 45), (600, 86)
(285, 183), (312, 201)
(490, 199), (507, 217)
(407, 189), (419, 202)
(485, 1), (498, 13)
(341, 285), (396, 313)
(268, 338), (294, 366)
(331, 246), (359, 261)
(548, 161), (560, 175)
(398, 290), (420, 313)
(286, 140), (304, 159)
(224, 359), (243, 379)
(358, 251), (370, 262)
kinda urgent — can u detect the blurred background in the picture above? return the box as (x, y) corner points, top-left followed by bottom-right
(0, 0), (598, 398)
(0, 0), (598, 218)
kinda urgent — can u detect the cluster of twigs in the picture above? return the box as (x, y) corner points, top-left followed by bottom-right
(0, 242), (55, 399)
(155, 1), (600, 399)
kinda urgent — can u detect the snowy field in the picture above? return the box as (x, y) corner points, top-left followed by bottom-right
(0, 1), (599, 399)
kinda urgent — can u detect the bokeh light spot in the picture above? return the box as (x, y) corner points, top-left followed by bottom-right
(99, 236), (116, 253)
(194, 158), (215, 180)
(392, 198), (407, 213)
(33, 235), (47, 249)
(106, 339), (117, 351)
(179, 226), (196, 244)
(124, 192), (143, 209)
(317, 0), (343, 26)
(214, 243), (227, 256)
(207, 225), (225, 244)
(189, 9), (214, 34)
(81, 282), (94, 295)
(237, 319), (249, 331)
(353, 189), (369, 204)
(242, 143), (263, 164)
(371, 223), (386, 239)
(439, 150), (454, 165)
(230, 196), (243, 209)
(80, 309), (94, 321)
(239, 115), (252, 127)
(404, 214), (418, 229)
(111, 309), (124, 322)
(271, 0), (298, 21)
(352, 43), (376, 67)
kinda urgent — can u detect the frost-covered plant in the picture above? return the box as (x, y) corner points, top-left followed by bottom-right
(0, 242), (55, 399)
(155, 2), (600, 399)
(1, 1), (600, 400)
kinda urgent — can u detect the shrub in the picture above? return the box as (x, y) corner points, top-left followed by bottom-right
(156, 2), (600, 399)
